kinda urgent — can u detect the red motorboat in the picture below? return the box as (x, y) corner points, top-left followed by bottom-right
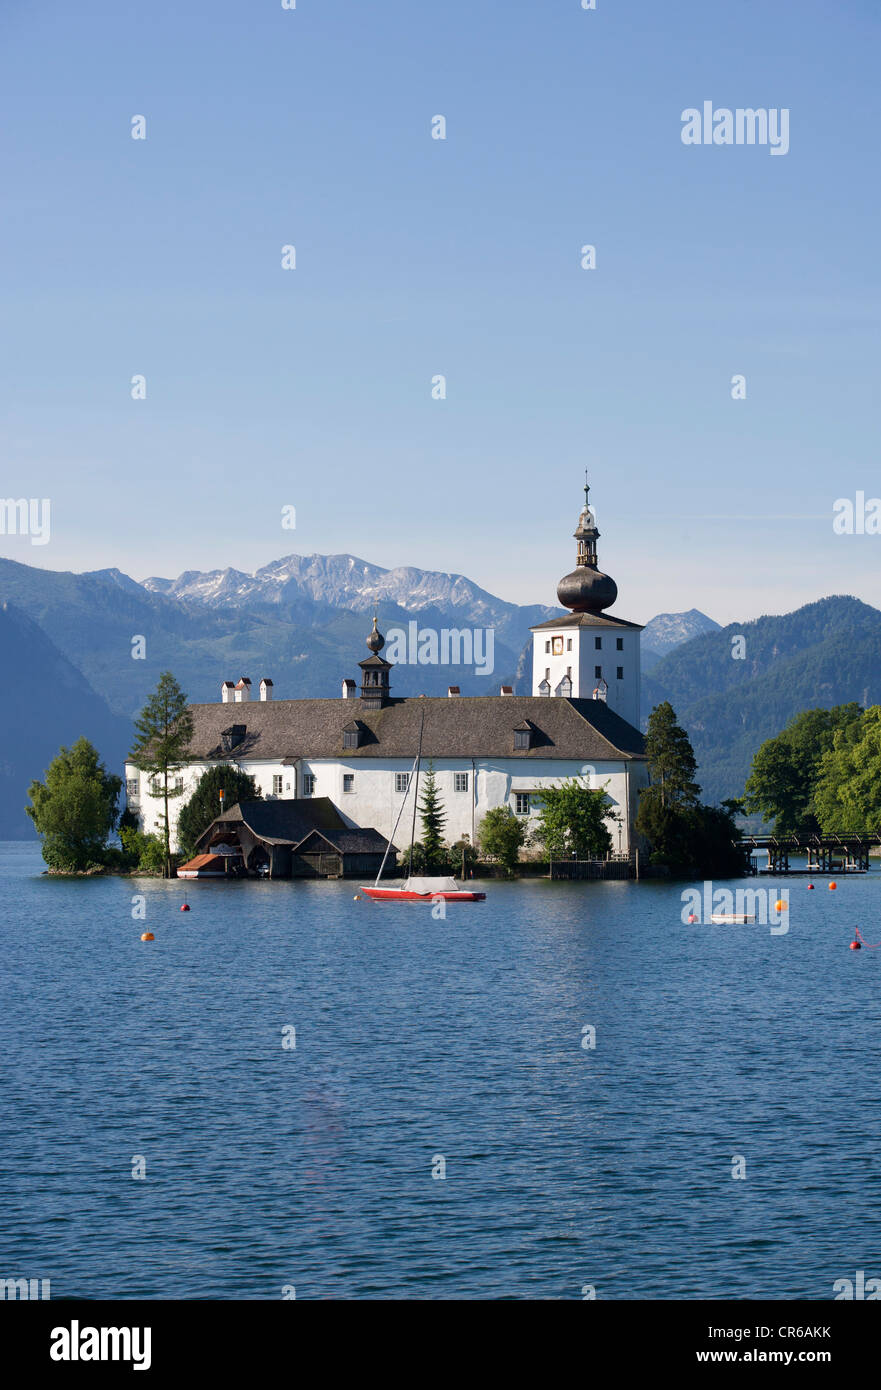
(361, 876), (485, 903)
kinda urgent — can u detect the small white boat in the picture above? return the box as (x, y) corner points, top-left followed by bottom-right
(710, 913), (756, 924)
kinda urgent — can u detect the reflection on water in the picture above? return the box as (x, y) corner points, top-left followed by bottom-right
(1, 842), (880, 1299)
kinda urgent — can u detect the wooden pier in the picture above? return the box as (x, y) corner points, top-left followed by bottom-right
(743, 833), (881, 875)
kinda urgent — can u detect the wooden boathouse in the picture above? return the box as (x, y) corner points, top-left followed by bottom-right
(182, 798), (393, 879)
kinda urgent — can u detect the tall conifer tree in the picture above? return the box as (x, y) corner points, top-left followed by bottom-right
(130, 672), (194, 877)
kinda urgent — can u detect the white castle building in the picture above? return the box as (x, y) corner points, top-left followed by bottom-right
(125, 482), (649, 866)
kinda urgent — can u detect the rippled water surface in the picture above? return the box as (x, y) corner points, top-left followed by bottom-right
(2, 841), (880, 1299)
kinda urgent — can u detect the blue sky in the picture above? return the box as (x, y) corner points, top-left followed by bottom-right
(1, 0), (879, 623)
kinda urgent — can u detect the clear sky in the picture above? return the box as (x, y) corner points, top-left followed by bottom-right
(1, 0), (879, 624)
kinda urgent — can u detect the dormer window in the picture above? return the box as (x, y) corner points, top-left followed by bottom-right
(342, 720), (365, 750)
(538, 679), (551, 696)
(220, 724), (246, 753)
(513, 721), (533, 751)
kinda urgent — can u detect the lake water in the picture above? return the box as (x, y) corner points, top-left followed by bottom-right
(1, 839), (880, 1300)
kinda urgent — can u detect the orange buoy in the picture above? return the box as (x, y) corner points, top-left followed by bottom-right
(774, 899), (787, 912)
(829, 882), (837, 891)
(141, 932), (154, 941)
(353, 894), (360, 900)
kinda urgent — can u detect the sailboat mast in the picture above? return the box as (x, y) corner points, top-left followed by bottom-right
(373, 743), (421, 886)
(407, 708), (426, 879)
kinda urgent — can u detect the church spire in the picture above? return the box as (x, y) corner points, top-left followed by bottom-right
(556, 474), (618, 614)
(359, 610), (392, 707)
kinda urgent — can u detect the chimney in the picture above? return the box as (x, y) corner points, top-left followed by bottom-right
(342, 679), (356, 699)
(234, 677), (251, 703)
(221, 681), (235, 704)
(447, 686), (460, 698)
(259, 678), (273, 702)
(499, 685), (513, 696)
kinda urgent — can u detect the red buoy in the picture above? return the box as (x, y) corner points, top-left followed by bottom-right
(181, 904), (190, 912)
(850, 940), (861, 950)
(687, 913), (696, 923)
(807, 883), (814, 890)
(829, 882), (837, 891)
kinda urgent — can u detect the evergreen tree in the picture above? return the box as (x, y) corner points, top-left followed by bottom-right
(417, 761), (447, 872)
(130, 672), (194, 878)
(642, 702), (700, 809)
(637, 702), (745, 875)
(176, 765), (261, 860)
(27, 737), (122, 871)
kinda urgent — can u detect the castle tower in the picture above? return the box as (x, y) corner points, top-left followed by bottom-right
(358, 614), (393, 709)
(529, 475), (642, 729)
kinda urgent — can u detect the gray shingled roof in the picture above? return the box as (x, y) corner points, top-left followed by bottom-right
(184, 695), (645, 763)
(530, 612), (644, 632)
(194, 798), (391, 853)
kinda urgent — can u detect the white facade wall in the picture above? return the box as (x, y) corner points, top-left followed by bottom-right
(125, 754), (647, 856)
(532, 625), (641, 727)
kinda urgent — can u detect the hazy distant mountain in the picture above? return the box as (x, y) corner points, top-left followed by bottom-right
(143, 553), (558, 654)
(0, 602), (131, 838)
(0, 552), (558, 718)
(641, 609), (720, 663)
(642, 596), (881, 805)
(4, 549), (880, 830)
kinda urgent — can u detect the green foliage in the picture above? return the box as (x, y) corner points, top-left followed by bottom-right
(130, 672), (193, 877)
(636, 794), (746, 876)
(118, 825), (167, 874)
(531, 778), (616, 859)
(26, 737), (122, 872)
(176, 765), (260, 860)
(637, 702), (745, 875)
(642, 702), (699, 809)
(416, 761), (447, 872)
(813, 706), (881, 833)
(477, 806), (527, 875)
(646, 596), (881, 806)
(743, 704), (863, 832)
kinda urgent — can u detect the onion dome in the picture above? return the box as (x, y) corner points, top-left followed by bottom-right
(366, 613), (385, 653)
(556, 476), (618, 614)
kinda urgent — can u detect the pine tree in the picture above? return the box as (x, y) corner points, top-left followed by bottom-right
(130, 672), (194, 878)
(417, 760), (447, 872)
(642, 701), (700, 809)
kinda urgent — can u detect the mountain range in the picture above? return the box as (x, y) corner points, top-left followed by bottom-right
(3, 548), (878, 838)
